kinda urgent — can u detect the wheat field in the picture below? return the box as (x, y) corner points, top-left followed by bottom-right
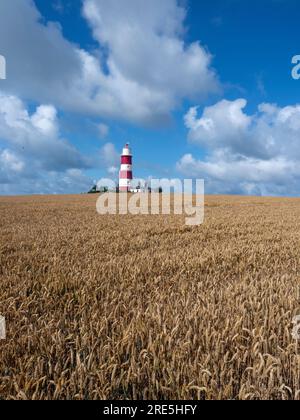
(0, 194), (299, 400)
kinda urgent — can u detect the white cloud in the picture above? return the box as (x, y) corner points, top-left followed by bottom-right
(1, 150), (24, 173)
(82, 0), (220, 124)
(0, 91), (94, 194)
(0, 0), (80, 102)
(0, 0), (219, 126)
(0, 93), (90, 172)
(177, 152), (300, 196)
(184, 99), (256, 157)
(31, 105), (59, 138)
(0, 167), (93, 196)
(178, 99), (300, 196)
(0, 149), (25, 184)
(185, 100), (250, 143)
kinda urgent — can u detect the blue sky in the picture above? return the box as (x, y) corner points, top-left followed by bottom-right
(0, 0), (300, 195)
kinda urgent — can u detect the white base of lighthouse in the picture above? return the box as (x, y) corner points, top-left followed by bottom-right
(119, 179), (131, 190)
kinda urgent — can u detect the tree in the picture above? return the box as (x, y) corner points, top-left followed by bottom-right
(88, 185), (98, 194)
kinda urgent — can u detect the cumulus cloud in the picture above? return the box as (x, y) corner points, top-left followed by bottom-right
(0, 149), (25, 184)
(0, 0), (80, 103)
(0, 93), (90, 172)
(178, 99), (300, 196)
(0, 91), (94, 194)
(0, 167), (93, 196)
(185, 100), (250, 147)
(0, 0), (219, 126)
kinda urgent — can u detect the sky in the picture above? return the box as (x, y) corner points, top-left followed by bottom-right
(0, 0), (300, 196)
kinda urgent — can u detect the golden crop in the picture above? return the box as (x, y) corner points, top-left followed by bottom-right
(0, 194), (299, 400)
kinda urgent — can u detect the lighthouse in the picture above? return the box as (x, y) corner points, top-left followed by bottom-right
(119, 143), (133, 192)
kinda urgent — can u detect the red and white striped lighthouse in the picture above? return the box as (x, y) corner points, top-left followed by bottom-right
(119, 143), (133, 192)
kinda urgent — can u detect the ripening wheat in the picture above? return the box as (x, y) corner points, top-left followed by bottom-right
(0, 194), (299, 400)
